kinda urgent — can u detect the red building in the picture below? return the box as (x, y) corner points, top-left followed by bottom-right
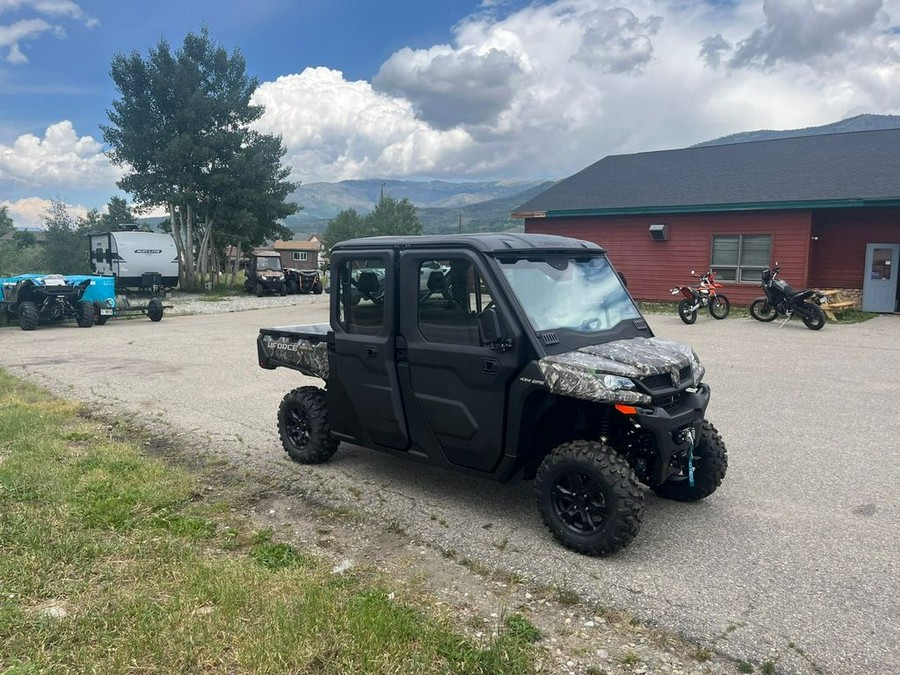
(514, 129), (900, 312)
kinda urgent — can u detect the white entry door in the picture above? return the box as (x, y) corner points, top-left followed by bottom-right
(862, 243), (899, 313)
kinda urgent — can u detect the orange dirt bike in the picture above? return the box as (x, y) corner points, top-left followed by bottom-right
(670, 270), (730, 324)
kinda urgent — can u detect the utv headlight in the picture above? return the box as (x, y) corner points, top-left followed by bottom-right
(601, 374), (636, 391)
(690, 350), (705, 385)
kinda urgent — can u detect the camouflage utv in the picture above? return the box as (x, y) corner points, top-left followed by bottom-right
(257, 234), (727, 556)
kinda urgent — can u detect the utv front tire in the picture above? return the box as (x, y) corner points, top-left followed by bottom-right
(18, 301), (39, 331)
(278, 386), (338, 464)
(677, 300), (697, 325)
(651, 421), (727, 502)
(535, 440), (644, 556)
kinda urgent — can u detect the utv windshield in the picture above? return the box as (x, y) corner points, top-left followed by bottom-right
(256, 256), (282, 271)
(498, 255), (640, 334)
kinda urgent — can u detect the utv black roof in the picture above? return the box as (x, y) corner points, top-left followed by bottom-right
(333, 233), (606, 254)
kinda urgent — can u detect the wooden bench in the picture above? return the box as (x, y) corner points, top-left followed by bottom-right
(818, 289), (856, 320)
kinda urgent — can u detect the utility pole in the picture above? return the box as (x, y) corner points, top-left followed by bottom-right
(380, 182), (385, 202)
(458, 212), (462, 234)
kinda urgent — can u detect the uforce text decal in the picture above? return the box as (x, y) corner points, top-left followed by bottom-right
(134, 249), (163, 254)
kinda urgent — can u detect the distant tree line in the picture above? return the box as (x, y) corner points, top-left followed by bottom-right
(324, 196), (422, 251)
(0, 198), (138, 277)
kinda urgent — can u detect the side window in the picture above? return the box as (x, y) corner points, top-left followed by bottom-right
(417, 258), (493, 346)
(711, 234), (771, 283)
(336, 258), (386, 335)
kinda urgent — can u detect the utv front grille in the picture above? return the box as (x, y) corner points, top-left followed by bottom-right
(652, 392), (684, 410)
(641, 366), (691, 391)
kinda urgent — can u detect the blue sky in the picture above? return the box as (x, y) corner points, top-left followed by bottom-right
(2, 0), (900, 227)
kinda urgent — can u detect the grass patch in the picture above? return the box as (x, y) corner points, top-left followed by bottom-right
(0, 370), (537, 674)
(827, 308), (877, 324)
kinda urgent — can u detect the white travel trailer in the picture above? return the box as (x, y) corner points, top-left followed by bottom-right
(88, 230), (179, 290)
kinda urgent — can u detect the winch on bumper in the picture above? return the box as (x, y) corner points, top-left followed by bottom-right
(621, 383), (710, 485)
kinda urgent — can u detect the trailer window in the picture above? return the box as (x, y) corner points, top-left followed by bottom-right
(336, 258), (386, 335)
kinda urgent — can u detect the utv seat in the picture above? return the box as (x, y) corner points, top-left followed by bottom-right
(355, 270), (383, 304)
(419, 270), (446, 304)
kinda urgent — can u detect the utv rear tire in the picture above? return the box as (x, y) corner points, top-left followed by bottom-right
(278, 386), (339, 464)
(678, 300), (697, 325)
(801, 302), (826, 330)
(709, 295), (730, 319)
(749, 298), (777, 322)
(147, 298), (164, 322)
(313, 282), (323, 295)
(18, 301), (39, 331)
(535, 440), (644, 556)
(651, 421), (727, 502)
(76, 300), (94, 327)
(286, 279), (299, 295)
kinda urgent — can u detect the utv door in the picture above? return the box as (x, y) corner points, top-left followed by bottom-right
(327, 251), (409, 450)
(398, 251), (523, 473)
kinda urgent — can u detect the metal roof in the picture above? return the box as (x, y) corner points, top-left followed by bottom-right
(513, 128), (900, 217)
(332, 233), (604, 254)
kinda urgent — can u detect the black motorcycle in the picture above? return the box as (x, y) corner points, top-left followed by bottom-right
(749, 264), (827, 330)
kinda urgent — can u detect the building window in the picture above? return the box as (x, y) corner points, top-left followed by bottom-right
(711, 235), (771, 283)
(292, 251), (308, 262)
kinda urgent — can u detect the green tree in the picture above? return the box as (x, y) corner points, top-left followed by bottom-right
(41, 200), (81, 274)
(101, 196), (134, 230)
(103, 28), (297, 289)
(12, 231), (36, 247)
(366, 196), (422, 237)
(324, 208), (366, 248)
(0, 205), (13, 237)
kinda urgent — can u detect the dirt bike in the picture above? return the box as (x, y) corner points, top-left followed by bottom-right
(748, 264), (827, 330)
(670, 270), (730, 324)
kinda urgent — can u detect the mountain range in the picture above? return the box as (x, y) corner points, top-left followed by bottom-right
(284, 179), (551, 235)
(285, 114), (900, 236)
(692, 113), (900, 147)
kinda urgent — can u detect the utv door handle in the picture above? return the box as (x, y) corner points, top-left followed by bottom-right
(482, 358), (499, 374)
(364, 345), (377, 358)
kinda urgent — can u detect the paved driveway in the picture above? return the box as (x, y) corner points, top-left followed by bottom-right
(1, 307), (897, 674)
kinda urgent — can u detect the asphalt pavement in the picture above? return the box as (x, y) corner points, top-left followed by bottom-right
(1, 305), (897, 675)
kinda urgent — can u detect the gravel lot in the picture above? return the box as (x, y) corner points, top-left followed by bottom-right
(1, 298), (898, 675)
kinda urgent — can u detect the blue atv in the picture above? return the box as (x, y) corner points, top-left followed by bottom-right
(0, 274), (95, 330)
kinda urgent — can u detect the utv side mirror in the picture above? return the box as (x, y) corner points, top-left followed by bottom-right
(478, 307), (512, 350)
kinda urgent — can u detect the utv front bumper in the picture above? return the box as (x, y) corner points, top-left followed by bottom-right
(629, 384), (710, 486)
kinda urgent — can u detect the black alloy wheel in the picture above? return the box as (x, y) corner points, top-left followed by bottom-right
(277, 386), (339, 464)
(536, 440), (644, 556)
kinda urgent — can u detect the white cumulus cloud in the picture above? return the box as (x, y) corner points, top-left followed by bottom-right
(1, 195), (88, 229)
(252, 67), (474, 183)
(0, 120), (121, 188)
(0, 0), (95, 63)
(251, 0), (900, 184)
